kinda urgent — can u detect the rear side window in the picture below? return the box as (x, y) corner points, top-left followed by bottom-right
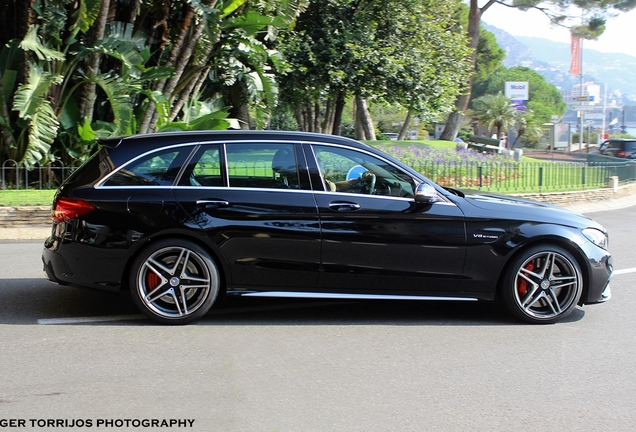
(226, 143), (299, 189)
(104, 147), (191, 186)
(625, 141), (636, 152)
(61, 147), (107, 187)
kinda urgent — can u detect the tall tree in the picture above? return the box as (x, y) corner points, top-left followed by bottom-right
(276, 0), (471, 136)
(439, 0), (636, 141)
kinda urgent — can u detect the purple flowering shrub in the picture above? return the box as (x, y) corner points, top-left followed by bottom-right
(378, 145), (521, 188)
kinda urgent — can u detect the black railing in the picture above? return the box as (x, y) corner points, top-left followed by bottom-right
(1, 157), (634, 193)
(1, 160), (80, 190)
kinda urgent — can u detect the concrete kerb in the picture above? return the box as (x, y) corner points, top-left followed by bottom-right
(1, 184), (635, 242)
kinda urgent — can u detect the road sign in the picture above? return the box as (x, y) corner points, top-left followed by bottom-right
(585, 113), (604, 120)
(574, 95), (594, 102)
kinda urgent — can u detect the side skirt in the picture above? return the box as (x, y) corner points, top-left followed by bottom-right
(228, 291), (480, 302)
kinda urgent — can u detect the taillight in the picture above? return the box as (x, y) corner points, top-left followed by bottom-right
(617, 150), (626, 158)
(52, 197), (95, 223)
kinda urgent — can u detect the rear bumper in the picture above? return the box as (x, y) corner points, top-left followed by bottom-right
(42, 233), (125, 292)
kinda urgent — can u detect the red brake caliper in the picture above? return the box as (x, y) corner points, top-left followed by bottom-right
(146, 272), (161, 291)
(517, 261), (535, 296)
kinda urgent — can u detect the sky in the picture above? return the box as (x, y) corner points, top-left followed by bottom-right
(481, 3), (636, 58)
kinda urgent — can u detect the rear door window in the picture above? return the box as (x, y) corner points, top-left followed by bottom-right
(226, 143), (299, 189)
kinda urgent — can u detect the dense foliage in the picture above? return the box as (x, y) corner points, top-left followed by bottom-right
(275, 0), (471, 137)
(0, 0), (306, 167)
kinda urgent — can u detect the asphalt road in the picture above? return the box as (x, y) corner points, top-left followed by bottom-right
(0, 207), (635, 431)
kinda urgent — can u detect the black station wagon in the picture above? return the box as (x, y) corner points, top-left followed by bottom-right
(596, 139), (636, 159)
(42, 131), (613, 324)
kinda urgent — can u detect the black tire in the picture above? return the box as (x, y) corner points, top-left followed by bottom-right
(500, 244), (582, 324)
(129, 239), (220, 324)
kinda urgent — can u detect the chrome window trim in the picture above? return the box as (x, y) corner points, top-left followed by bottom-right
(96, 142), (200, 188)
(171, 186), (314, 194)
(95, 138), (451, 207)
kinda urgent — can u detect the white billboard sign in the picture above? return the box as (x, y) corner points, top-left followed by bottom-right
(505, 82), (529, 101)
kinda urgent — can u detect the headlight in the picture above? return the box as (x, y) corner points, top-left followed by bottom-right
(582, 228), (609, 250)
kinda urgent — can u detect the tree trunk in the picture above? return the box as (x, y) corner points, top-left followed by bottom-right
(169, 42), (214, 123)
(322, 98), (333, 134)
(0, 78), (16, 158)
(228, 81), (251, 129)
(139, 5), (195, 133)
(331, 92), (345, 136)
(127, 0), (141, 25)
(440, 111), (464, 141)
(294, 105), (303, 131)
(398, 111), (412, 140)
(306, 103), (314, 132)
(355, 97), (376, 140)
(146, 20), (205, 132)
(79, 0), (111, 123)
(439, 0), (483, 141)
(168, 69), (201, 122)
(314, 102), (321, 133)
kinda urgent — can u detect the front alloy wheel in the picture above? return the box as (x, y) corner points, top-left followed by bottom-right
(501, 245), (582, 324)
(130, 239), (219, 324)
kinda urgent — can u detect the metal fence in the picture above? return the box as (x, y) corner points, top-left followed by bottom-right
(1, 160), (80, 190)
(408, 159), (636, 192)
(1, 157), (635, 193)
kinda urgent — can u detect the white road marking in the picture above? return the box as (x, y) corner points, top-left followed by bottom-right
(38, 314), (145, 325)
(614, 267), (636, 275)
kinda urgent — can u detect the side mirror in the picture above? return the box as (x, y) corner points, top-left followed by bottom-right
(415, 183), (438, 204)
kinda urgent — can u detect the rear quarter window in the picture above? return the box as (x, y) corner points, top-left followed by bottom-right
(60, 147), (109, 187)
(104, 147), (191, 186)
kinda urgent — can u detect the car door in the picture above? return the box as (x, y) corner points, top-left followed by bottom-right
(306, 143), (467, 294)
(172, 141), (321, 291)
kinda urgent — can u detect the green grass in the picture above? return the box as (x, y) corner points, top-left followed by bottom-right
(366, 140), (612, 193)
(0, 189), (56, 206)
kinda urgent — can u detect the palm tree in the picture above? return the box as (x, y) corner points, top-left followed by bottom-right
(471, 92), (517, 139)
(511, 110), (544, 149)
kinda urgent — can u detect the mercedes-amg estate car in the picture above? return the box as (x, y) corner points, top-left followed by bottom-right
(42, 131), (612, 324)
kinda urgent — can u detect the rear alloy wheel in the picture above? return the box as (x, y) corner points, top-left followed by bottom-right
(130, 239), (219, 324)
(501, 245), (582, 324)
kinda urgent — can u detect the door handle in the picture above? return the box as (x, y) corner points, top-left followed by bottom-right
(328, 201), (361, 212)
(196, 200), (229, 209)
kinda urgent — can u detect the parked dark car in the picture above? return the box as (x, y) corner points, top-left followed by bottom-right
(42, 131), (612, 324)
(595, 139), (636, 159)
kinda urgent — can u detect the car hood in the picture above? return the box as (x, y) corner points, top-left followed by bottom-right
(452, 189), (604, 230)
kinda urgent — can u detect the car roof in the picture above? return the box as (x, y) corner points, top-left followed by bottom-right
(605, 138), (636, 143)
(99, 130), (372, 155)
